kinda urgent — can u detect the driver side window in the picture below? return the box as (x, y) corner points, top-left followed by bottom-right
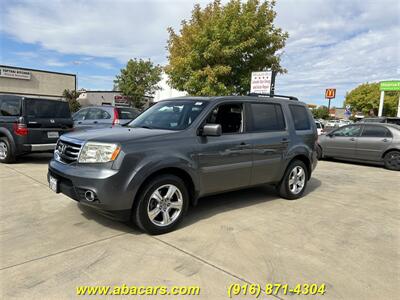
(206, 103), (243, 134)
(333, 125), (361, 137)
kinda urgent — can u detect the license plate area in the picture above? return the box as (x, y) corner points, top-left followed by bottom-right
(49, 175), (59, 193)
(47, 131), (59, 138)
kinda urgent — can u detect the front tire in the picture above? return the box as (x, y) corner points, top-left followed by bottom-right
(134, 174), (189, 235)
(0, 137), (15, 164)
(277, 160), (308, 200)
(383, 150), (400, 171)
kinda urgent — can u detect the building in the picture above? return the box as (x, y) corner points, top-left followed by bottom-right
(153, 73), (186, 102)
(76, 90), (154, 108)
(0, 65), (76, 99)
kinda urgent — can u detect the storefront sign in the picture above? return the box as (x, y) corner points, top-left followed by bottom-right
(0, 67), (31, 80)
(250, 71), (272, 94)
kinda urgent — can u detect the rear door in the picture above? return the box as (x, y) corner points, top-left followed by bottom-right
(356, 125), (392, 161)
(23, 99), (73, 145)
(247, 102), (289, 184)
(323, 125), (362, 158)
(0, 96), (21, 131)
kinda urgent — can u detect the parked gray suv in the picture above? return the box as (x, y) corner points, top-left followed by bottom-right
(48, 95), (318, 234)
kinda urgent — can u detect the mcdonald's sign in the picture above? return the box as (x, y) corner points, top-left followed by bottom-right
(325, 88), (336, 99)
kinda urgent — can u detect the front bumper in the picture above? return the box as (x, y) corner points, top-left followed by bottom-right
(48, 159), (136, 221)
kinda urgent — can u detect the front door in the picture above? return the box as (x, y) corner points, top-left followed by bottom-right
(324, 125), (362, 158)
(356, 125), (393, 161)
(196, 102), (252, 195)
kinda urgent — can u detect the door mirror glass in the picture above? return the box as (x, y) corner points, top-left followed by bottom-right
(202, 124), (222, 136)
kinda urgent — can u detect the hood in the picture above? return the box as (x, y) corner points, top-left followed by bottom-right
(63, 127), (175, 144)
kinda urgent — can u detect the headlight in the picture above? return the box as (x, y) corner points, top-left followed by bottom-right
(78, 142), (120, 163)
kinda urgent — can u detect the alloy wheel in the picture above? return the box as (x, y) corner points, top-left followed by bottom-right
(147, 184), (183, 227)
(0, 141), (8, 160)
(288, 166), (306, 194)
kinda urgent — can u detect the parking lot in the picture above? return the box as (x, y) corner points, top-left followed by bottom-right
(0, 155), (399, 299)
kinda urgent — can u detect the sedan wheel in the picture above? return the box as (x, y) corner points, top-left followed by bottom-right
(0, 141), (7, 160)
(384, 151), (400, 171)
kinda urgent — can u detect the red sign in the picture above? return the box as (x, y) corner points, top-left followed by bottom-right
(325, 88), (336, 99)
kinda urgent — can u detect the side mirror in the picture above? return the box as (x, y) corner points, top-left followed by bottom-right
(202, 124), (222, 136)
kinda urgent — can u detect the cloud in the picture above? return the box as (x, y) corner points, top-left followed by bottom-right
(1, 0), (399, 103)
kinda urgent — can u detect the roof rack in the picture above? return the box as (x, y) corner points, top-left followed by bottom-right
(248, 93), (299, 101)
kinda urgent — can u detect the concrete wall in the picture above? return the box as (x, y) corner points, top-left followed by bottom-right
(0, 66), (76, 98)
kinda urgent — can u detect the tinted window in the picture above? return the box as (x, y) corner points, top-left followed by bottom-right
(117, 107), (140, 120)
(129, 100), (208, 130)
(361, 125), (391, 137)
(26, 99), (71, 118)
(206, 103), (243, 134)
(86, 108), (111, 120)
(315, 122), (321, 129)
(249, 103), (285, 131)
(333, 125), (361, 137)
(0, 98), (21, 116)
(289, 105), (310, 130)
(73, 109), (89, 121)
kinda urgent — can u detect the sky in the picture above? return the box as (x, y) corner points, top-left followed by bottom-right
(0, 0), (399, 107)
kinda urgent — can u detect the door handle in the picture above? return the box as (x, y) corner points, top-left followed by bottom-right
(350, 138), (355, 141)
(78, 121), (82, 124)
(382, 138), (388, 142)
(93, 121), (98, 124)
(281, 138), (290, 144)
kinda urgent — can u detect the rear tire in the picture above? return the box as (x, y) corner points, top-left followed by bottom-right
(383, 150), (400, 171)
(277, 160), (308, 200)
(0, 137), (15, 164)
(133, 174), (189, 235)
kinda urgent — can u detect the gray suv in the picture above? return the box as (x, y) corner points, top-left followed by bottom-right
(48, 95), (318, 234)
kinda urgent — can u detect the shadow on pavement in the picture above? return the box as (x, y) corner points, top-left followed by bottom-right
(16, 153), (53, 164)
(76, 178), (322, 233)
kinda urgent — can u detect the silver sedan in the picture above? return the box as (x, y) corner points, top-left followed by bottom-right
(317, 123), (400, 171)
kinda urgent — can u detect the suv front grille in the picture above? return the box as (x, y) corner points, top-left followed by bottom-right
(55, 139), (82, 164)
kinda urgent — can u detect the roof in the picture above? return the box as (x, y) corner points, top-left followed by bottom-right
(161, 94), (301, 103)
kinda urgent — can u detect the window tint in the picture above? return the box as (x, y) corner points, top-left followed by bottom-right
(289, 105), (310, 130)
(86, 108), (111, 120)
(361, 125), (391, 137)
(249, 103), (285, 131)
(117, 107), (140, 120)
(206, 103), (243, 134)
(0, 99), (21, 116)
(26, 99), (70, 118)
(73, 109), (88, 121)
(333, 125), (361, 137)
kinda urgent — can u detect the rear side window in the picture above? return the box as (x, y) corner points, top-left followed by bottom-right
(0, 99), (21, 116)
(289, 105), (311, 130)
(249, 103), (285, 131)
(86, 108), (111, 120)
(26, 99), (71, 118)
(361, 125), (391, 137)
(117, 107), (140, 120)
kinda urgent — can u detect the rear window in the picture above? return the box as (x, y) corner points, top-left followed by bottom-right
(249, 103), (285, 131)
(0, 98), (21, 116)
(117, 107), (140, 120)
(26, 99), (71, 118)
(289, 105), (311, 130)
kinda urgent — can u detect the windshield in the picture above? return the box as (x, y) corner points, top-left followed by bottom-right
(128, 100), (208, 130)
(26, 99), (71, 118)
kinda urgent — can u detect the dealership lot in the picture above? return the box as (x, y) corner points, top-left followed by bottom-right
(0, 155), (399, 299)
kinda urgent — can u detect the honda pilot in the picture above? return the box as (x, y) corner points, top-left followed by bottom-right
(48, 95), (318, 234)
(0, 95), (73, 163)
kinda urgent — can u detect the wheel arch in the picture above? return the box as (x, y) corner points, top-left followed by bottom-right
(382, 148), (400, 159)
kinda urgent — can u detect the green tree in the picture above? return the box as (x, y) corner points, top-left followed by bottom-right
(114, 59), (162, 109)
(62, 89), (81, 113)
(312, 106), (329, 119)
(345, 82), (399, 116)
(165, 0), (288, 96)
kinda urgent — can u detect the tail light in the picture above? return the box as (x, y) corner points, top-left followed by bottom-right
(13, 119), (28, 136)
(112, 108), (120, 125)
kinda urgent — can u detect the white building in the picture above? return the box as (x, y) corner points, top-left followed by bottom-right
(154, 73), (186, 102)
